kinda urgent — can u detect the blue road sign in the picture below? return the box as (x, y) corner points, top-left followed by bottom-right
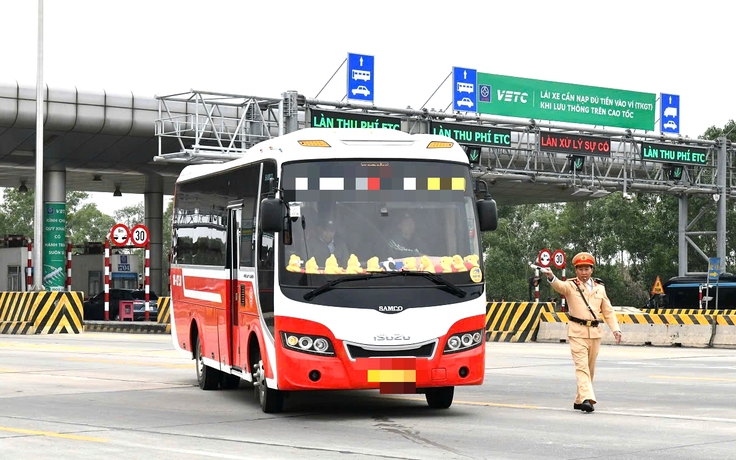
(709, 257), (722, 282)
(453, 67), (477, 113)
(347, 53), (374, 103)
(660, 93), (680, 134)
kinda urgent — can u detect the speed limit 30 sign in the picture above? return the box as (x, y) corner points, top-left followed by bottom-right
(552, 249), (566, 269)
(130, 224), (150, 248)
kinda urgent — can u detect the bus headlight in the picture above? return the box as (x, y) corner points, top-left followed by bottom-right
(281, 332), (335, 356)
(443, 329), (484, 354)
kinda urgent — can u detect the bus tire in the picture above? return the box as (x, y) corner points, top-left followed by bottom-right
(425, 386), (454, 409)
(196, 336), (220, 390)
(253, 357), (284, 413)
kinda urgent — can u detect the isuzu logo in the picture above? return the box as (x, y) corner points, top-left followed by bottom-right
(374, 334), (411, 341)
(378, 305), (403, 313)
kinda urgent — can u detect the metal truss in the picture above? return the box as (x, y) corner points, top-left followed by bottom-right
(154, 90), (284, 163)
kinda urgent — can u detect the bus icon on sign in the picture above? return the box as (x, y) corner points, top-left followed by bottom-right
(457, 82), (474, 93)
(352, 69), (371, 81)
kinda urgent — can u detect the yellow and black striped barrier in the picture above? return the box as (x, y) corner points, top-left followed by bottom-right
(84, 321), (169, 334)
(485, 302), (555, 342)
(541, 311), (714, 325)
(0, 291), (84, 334)
(641, 308), (736, 316)
(157, 296), (171, 334)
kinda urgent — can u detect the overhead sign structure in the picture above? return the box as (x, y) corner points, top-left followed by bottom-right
(347, 53), (374, 103)
(131, 224), (150, 248)
(453, 67), (477, 113)
(539, 132), (611, 157)
(639, 142), (708, 166)
(110, 223), (131, 247)
(660, 93), (680, 134)
(537, 248), (552, 268)
(310, 109), (401, 130)
(428, 121), (511, 148)
(552, 249), (566, 269)
(651, 275), (664, 295)
(476, 73), (656, 130)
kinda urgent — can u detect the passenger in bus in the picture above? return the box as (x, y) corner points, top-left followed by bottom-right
(307, 219), (350, 268)
(387, 213), (426, 257)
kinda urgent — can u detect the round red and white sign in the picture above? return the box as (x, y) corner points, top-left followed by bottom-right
(130, 224), (150, 248)
(552, 249), (566, 269)
(110, 223), (131, 247)
(537, 248), (552, 268)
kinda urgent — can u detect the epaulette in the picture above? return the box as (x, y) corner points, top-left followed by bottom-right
(593, 278), (604, 285)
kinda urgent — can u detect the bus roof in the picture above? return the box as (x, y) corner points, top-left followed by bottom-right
(176, 128), (469, 184)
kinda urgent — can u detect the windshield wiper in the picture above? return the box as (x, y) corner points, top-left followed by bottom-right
(303, 271), (467, 301)
(303, 273), (378, 301)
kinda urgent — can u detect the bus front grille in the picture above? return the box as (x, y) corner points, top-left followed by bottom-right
(344, 340), (437, 360)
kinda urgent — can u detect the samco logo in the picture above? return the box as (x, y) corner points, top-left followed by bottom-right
(378, 305), (403, 313)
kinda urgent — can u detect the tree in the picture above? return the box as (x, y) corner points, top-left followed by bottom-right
(114, 203), (145, 229)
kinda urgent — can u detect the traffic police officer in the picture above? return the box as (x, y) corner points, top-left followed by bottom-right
(540, 252), (622, 413)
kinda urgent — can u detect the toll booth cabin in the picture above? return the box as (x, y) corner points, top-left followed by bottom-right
(646, 274), (736, 310)
(0, 235), (30, 291)
(71, 243), (140, 299)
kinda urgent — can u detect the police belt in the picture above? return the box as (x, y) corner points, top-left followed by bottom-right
(568, 315), (600, 327)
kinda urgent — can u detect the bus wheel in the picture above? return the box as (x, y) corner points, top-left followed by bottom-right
(220, 373), (241, 390)
(253, 358), (284, 413)
(425, 386), (454, 409)
(195, 336), (219, 390)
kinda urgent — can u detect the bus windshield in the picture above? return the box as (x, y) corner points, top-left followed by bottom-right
(279, 160), (482, 289)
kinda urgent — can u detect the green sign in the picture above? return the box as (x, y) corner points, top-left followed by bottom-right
(429, 121), (512, 148)
(43, 202), (66, 291)
(310, 109), (401, 130)
(640, 142), (708, 165)
(477, 73), (656, 130)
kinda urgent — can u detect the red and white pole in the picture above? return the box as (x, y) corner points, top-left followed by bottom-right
(26, 240), (33, 291)
(145, 242), (150, 321)
(66, 241), (72, 292)
(698, 284), (703, 309)
(534, 268), (540, 302)
(104, 239), (110, 321)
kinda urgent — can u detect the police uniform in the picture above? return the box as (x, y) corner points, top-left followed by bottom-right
(547, 252), (621, 412)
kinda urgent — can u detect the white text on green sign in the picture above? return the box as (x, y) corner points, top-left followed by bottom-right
(476, 73), (656, 131)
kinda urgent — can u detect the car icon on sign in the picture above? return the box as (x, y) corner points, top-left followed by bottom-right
(663, 120), (677, 130)
(351, 85), (370, 97)
(457, 97), (474, 108)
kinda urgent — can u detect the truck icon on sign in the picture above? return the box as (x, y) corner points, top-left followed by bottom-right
(663, 107), (678, 118)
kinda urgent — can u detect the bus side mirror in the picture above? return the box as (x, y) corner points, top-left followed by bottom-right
(261, 198), (284, 232)
(477, 199), (498, 232)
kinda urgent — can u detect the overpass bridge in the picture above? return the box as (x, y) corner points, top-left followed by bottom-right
(1, 82), (734, 295)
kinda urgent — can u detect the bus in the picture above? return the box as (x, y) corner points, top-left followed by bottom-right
(169, 128), (498, 413)
(644, 274), (736, 310)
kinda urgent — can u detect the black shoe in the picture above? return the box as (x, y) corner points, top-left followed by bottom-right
(573, 403), (583, 410)
(580, 400), (594, 413)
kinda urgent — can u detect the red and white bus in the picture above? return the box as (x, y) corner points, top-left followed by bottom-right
(169, 128), (497, 412)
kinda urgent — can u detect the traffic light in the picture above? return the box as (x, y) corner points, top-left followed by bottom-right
(464, 145), (482, 165)
(570, 155), (585, 172)
(668, 164), (683, 181)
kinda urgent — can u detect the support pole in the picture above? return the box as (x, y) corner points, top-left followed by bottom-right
(104, 239), (110, 321)
(66, 240), (72, 292)
(145, 243), (150, 321)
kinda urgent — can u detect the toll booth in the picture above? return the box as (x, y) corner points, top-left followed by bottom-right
(71, 243), (140, 298)
(0, 235), (30, 291)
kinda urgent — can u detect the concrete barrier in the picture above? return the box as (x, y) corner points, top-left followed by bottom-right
(0, 291), (84, 334)
(485, 302), (554, 342)
(712, 316), (736, 348)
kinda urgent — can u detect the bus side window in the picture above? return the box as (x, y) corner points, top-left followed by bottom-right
(239, 165), (260, 268)
(258, 161), (277, 334)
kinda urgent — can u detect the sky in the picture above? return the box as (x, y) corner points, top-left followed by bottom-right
(0, 0), (733, 213)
